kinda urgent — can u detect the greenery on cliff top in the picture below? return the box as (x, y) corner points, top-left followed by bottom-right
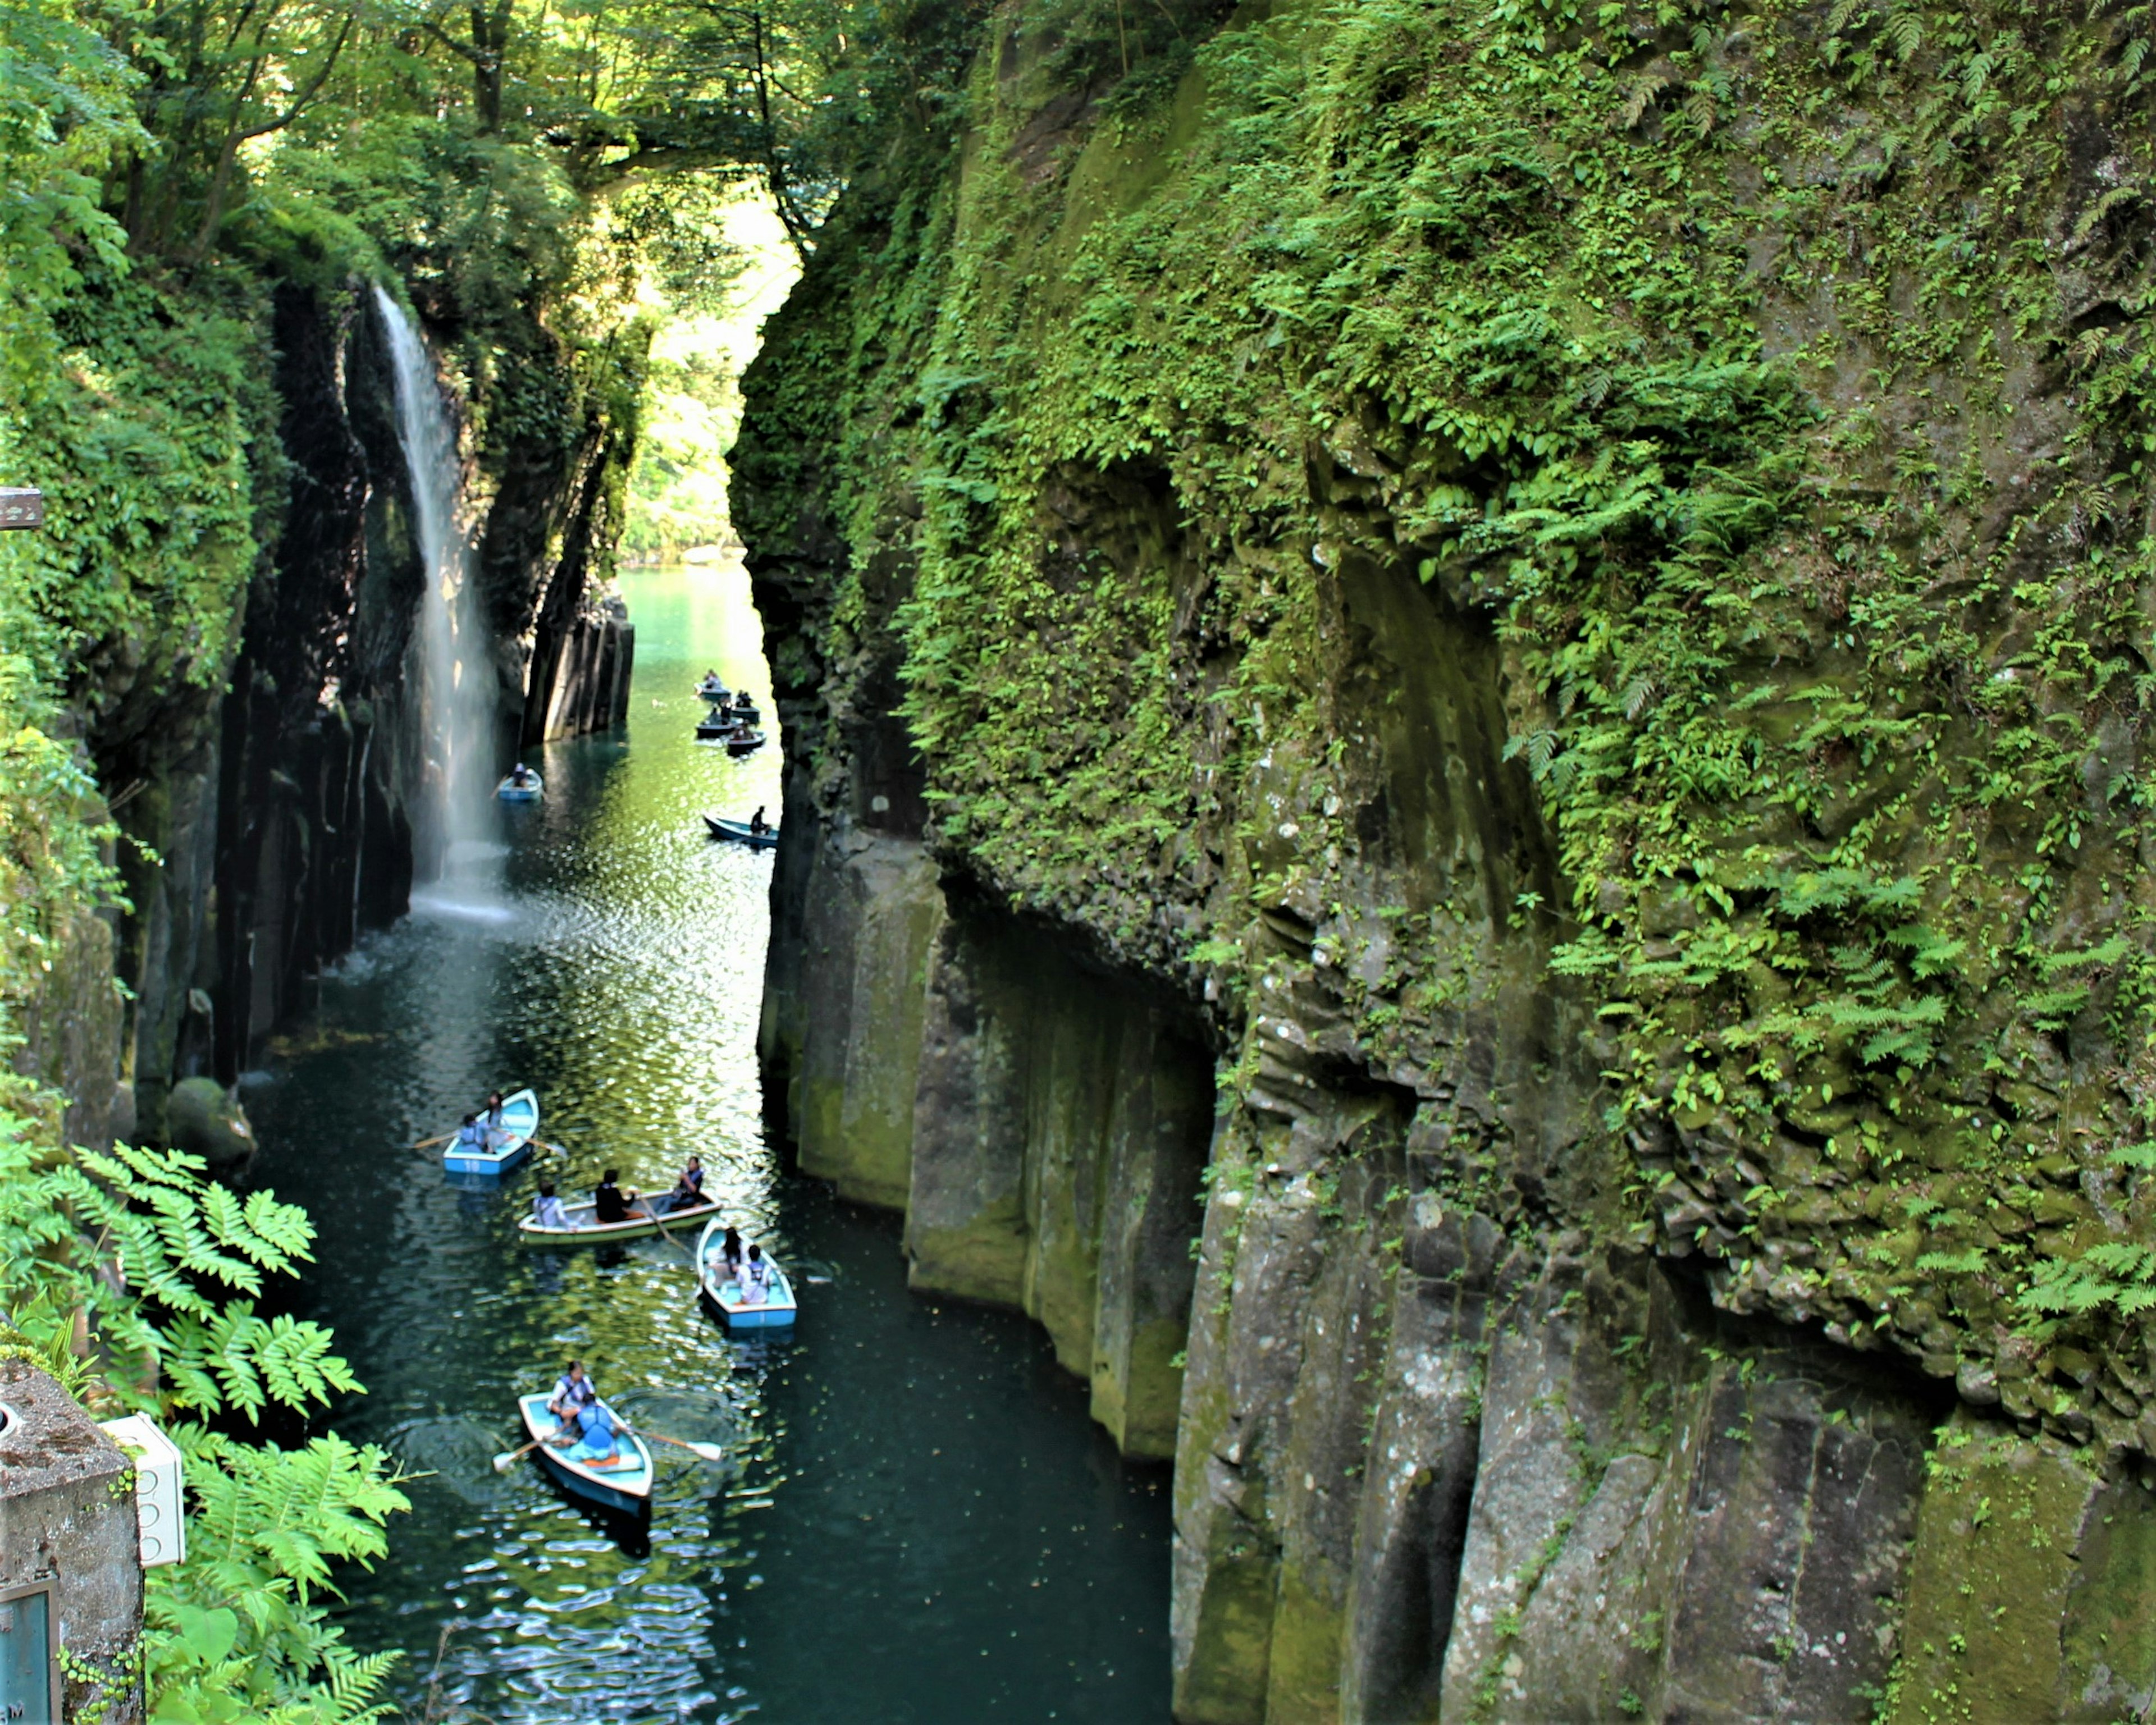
(739, 0), (2156, 1443)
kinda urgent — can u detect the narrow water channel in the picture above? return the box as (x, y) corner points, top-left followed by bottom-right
(244, 562), (1173, 1723)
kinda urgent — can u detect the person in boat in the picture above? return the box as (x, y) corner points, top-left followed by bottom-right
(532, 1182), (572, 1231)
(509, 762), (533, 788)
(567, 1401), (636, 1471)
(452, 1113), (489, 1159)
(656, 1155), (705, 1215)
(547, 1360), (597, 1436)
(718, 1225), (744, 1281)
(481, 1091), (508, 1147)
(738, 1243), (771, 1306)
(747, 806), (769, 837)
(594, 1169), (638, 1226)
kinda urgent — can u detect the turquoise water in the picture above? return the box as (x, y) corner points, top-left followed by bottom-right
(243, 561), (1173, 1722)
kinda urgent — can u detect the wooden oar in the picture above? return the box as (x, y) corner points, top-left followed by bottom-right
(634, 1197), (696, 1258)
(622, 1427), (727, 1463)
(413, 1131), (454, 1151)
(491, 1430), (570, 1473)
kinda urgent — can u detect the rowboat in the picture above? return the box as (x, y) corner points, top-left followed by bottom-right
(497, 771), (543, 803)
(515, 1393), (652, 1515)
(723, 699), (761, 724)
(441, 1088), (538, 1175)
(695, 715), (737, 741)
(517, 1194), (722, 1246)
(724, 730), (766, 757)
(704, 816), (779, 850)
(695, 676), (731, 702)
(696, 1219), (798, 1329)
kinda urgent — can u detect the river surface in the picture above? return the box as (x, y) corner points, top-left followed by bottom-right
(244, 562), (1173, 1723)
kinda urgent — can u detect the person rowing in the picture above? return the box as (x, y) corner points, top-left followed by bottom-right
(747, 805), (770, 837)
(451, 1113), (489, 1159)
(655, 1155), (705, 1215)
(532, 1181), (572, 1230)
(563, 1402), (638, 1471)
(509, 762), (533, 787)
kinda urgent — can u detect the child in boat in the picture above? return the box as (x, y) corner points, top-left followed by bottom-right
(738, 1243), (770, 1305)
(547, 1361), (597, 1435)
(533, 1183), (571, 1230)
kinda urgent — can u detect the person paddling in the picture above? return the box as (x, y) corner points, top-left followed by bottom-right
(452, 1113), (489, 1159)
(747, 806), (770, 837)
(568, 1402), (636, 1471)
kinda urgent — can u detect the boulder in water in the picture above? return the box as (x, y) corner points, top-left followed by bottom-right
(167, 1077), (254, 1179)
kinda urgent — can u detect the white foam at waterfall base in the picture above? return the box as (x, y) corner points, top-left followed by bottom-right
(373, 285), (500, 895)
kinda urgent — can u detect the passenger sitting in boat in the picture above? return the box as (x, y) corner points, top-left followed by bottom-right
(532, 1182), (571, 1231)
(453, 1114), (489, 1157)
(510, 763), (532, 786)
(657, 1155), (705, 1214)
(547, 1360), (596, 1435)
(719, 1225), (744, 1280)
(568, 1402), (636, 1469)
(748, 806), (769, 837)
(482, 1091), (507, 1146)
(738, 1243), (770, 1305)
(593, 1170), (637, 1225)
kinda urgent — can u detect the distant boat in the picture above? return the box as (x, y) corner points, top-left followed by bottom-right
(497, 771), (543, 802)
(695, 715), (735, 741)
(696, 1219), (798, 1329)
(724, 730), (766, 757)
(441, 1089), (538, 1175)
(724, 698), (761, 724)
(695, 675), (730, 702)
(515, 1394), (652, 1516)
(704, 816), (778, 849)
(517, 1195), (721, 1246)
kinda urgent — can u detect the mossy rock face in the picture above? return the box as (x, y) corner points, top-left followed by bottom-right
(166, 1077), (255, 1179)
(1892, 1419), (2156, 1724)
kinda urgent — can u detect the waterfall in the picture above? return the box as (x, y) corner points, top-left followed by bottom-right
(372, 286), (499, 894)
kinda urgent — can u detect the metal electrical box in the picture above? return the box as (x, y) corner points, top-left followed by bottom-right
(0, 1584), (58, 1724)
(97, 1416), (186, 1568)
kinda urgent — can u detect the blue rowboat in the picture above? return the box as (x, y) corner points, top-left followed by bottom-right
(695, 676), (731, 702)
(515, 1394), (652, 1516)
(696, 1219), (798, 1329)
(517, 1193), (721, 1246)
(703, 816), (779, 850)
(496, 771), (543, 802)
(441, 1088), (538, 1175)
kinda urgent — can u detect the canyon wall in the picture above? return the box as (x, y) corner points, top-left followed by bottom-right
(25, 275), (637, 1155)
(739, 0), (2156, 1717)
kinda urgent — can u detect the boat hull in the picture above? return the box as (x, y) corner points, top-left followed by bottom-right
(440, 1088), (539, 1175)
(518, 1196), (722, 1246)
(704, 816), (779, 849)
(496, 775), (543, 802)
(517, 1394), (652, 1514)
(695, 1219), (800, 1328)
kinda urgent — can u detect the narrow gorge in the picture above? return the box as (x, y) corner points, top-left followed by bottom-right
(10, 0), (2156, 1718)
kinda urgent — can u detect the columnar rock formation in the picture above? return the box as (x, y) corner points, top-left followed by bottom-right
(739, 2), (2156, 1717)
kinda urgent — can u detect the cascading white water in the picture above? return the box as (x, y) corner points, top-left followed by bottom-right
(372, 286), (499, 896)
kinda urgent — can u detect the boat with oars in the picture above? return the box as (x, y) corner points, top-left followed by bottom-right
(704, 815), (779, 850)
(724, 728), (766, 757)
(696, 1218), (799, 1329)
(496, 768), (543, 803)
(518, 1194), (722, 1246)
(695, 674), (731, 702)
(512, 1394), (652, 1516)
(441, 1088), (538, 1175)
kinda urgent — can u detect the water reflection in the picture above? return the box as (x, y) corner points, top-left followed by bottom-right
(248, 561), (1172, 1722)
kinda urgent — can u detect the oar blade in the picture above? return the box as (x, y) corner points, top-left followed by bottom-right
(491, 1451), (520, 1473)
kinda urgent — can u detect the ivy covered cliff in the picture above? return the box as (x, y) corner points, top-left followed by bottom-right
(740, 0), (2156, 1716)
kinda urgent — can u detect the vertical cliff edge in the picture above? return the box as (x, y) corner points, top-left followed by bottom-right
(738, 1), (2156, 1718)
